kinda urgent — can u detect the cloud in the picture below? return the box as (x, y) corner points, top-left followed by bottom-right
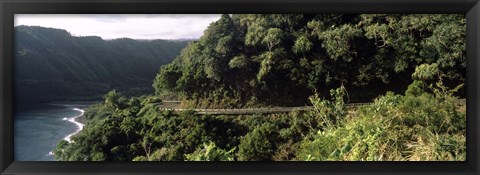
(14, 14), (222, 40)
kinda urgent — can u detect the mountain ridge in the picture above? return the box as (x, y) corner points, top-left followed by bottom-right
(15, 25), (189, 104)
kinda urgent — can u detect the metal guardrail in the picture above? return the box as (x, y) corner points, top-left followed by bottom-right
(159, 106), (314, 115)
(159, 99), (467, 115)
(162, 100), (182, 103)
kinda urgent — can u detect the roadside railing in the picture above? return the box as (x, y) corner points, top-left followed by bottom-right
(159, 99), (467, 115)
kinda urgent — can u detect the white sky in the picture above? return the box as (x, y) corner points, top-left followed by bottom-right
(14, 14), (222, 40)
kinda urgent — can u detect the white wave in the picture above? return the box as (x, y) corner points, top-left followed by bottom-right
(62, 117), (68, 120)
(48, 151), (54, 156)
(63, 108), (85, 143)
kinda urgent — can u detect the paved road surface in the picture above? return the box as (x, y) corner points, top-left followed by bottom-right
(159, 101), (369, 115)
(159, 99), (466, 115)
(159, 106), (315, 115)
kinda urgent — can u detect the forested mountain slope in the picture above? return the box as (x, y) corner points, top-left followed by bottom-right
(53, 14), (467, 162)
(15, 26), (188, 104)
(154, 14), (466, 108)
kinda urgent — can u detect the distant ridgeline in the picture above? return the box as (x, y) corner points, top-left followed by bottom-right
(14, 26), (189, 104)
(154, 14), (466, 108)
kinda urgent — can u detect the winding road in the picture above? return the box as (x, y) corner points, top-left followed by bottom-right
(158, 101), (370, 115)
(159, 99), (466, 115)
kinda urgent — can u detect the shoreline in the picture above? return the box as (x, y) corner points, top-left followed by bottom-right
(74, 111), (87, 125)
(48, 107), (87, 157)
(63, 108), (86, 143)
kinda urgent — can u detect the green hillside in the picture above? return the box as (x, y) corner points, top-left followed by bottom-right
(154, 14), (465, 108)
(53, 14), (466, 161)
(15, 26), (188, 103)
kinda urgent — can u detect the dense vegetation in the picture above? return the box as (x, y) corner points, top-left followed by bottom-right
(15, 26), (188, 104)
(53, 14), (466, 161)
(154, 14), (465, 108)
(53, 72), (466, 161)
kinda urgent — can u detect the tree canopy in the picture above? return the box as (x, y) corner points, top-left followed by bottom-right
(153, 14), (465, 108)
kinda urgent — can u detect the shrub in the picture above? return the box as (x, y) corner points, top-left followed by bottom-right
(237, 122), (277, 161)
(185, 141), (236, 161)
(297, 81), (466, 161)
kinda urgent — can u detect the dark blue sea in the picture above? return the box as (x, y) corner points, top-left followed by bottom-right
(14, 102), (91, 161)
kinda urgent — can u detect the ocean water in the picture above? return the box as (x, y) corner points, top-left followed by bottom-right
(14, 103), (89, 161)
